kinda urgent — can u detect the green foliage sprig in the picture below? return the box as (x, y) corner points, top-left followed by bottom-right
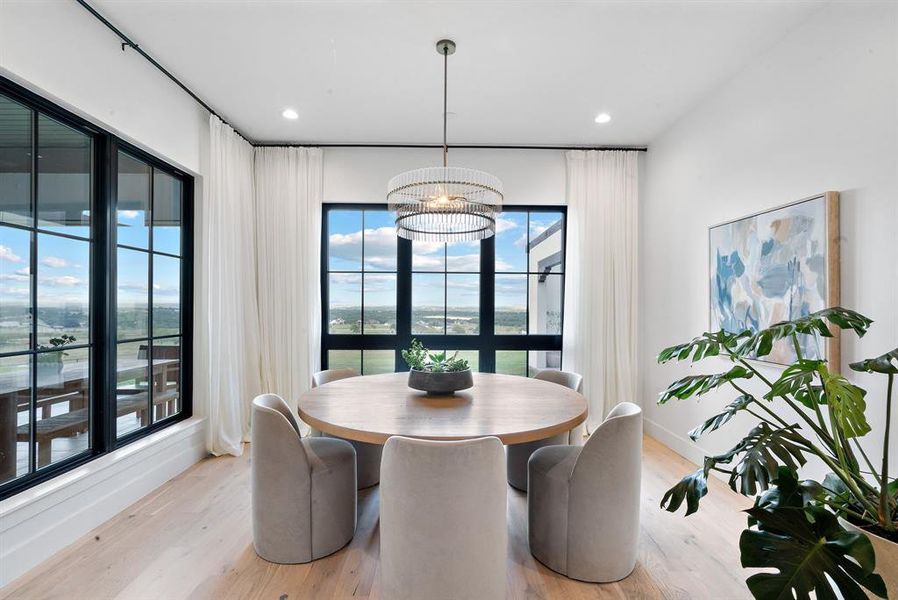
(401, 338), (469, 373)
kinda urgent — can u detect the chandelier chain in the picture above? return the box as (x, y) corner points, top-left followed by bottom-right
(443, 45), (448, 168)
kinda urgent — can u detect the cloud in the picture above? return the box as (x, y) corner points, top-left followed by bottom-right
(42, 276), (83, 287)
(0, 245), (23, 263)
(329, 227), (398, 270)
(119, 210), (140, 219)
(0, 272), (30, 282)
(119, 282), (148, 292)
(496, 217), (518, 233)
(41, 256), (72, 268)
(363, 274), (396, 293)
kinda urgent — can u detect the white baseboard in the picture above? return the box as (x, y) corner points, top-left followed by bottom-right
(0, 417), (208, 588)
(644, 417), (707, 467)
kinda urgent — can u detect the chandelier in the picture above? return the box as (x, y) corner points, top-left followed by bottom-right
(387, 40), (503, 241)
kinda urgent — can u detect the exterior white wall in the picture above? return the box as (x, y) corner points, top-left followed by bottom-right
(640, 2), (898, 476)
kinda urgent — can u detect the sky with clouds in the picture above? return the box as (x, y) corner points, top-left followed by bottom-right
(327, 209), (563, 311)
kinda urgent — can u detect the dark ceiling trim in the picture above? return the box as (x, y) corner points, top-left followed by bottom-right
(75, 0), (648, 154)
(257, 143), (648, 152)
(74, 0), (252, 143)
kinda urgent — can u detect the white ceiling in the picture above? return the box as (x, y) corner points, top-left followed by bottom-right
(93, 0), (823, 146)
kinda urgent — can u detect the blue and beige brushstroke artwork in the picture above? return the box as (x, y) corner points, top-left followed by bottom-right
(709, 197), (828, 364)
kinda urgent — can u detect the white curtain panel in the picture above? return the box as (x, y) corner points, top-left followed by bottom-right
(563, 150), (639, 431)
(202, 115), (263, 455)
(254, 147), (323, 434)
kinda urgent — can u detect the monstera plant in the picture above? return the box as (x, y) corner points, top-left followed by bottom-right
(657, 307), (897, 599)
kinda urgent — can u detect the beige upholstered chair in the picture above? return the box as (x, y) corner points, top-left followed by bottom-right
(506, 369), (585, 491)
(528, 402), (642, 582)
(310, 368), (383, 489)
(381, 436), (507, 600)
(251, 394), (357, 564)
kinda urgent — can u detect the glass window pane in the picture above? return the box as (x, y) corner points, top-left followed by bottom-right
(412, 273), (444, 334)
(362, 350), (394, 375)
(412, 241), (444, 272)
(495, 274), (527, 334)
(152, 338), (181, 421)
(446, 274), (479, 335)
(37, 115), (91, 238)
(328, 350), (360, 373)
(153, 171), (181, 255)
(496, 351), (528, 377)
(37, 233), (89, 347)
(363, 210), (396, 271)
(529, 351), (562, 374)
(528, 212), (564, 274)
(0, 354), (30, 483)
(328, 210), (362, 271)
(495, 212), (527, 272)
(116, 152), (150, 249)
(329, 273), (361, 334)
(529, 274), (563, 335)
(363, 273), (396, 334)
(117, 248), (149, 340)
(116, 341), (149, 437)
(35, 346), (89, 468)
(0, 94), (32, 227)
(1, 225), (32, 352)
(153, 254), (181, 337)
(446, 240), (480, 272)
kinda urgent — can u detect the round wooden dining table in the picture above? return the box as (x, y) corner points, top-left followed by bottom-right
(297, 372), (588, 445)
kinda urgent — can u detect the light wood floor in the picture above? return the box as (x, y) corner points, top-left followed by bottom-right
(1, 436), (753, 600)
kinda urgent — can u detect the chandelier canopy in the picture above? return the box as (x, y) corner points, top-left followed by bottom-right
(387, 40), (503, 241)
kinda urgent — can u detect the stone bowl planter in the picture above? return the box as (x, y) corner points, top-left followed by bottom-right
(840, 518), (898, 597)
(407, 369), (474, 396)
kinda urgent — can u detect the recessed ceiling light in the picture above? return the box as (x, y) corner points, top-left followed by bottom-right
(594, 112), (612, 124)
(282, 108), (299, 120)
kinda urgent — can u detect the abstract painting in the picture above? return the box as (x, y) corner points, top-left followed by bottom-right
(709, 192), (840, 366)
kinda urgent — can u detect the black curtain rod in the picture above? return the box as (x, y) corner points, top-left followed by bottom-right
(75, 0), (253, 143)
(257, 143), (648, 152)
(76, 0), (647, 154)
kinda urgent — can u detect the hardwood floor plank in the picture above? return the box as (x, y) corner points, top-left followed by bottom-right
(1, 435), (753, 600)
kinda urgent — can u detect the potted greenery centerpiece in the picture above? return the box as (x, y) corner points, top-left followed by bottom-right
(656, 307), (897, 599)
(402, 339), (473, 396)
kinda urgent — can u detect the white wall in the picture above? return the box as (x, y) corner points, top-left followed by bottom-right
(323, 147), (566, 205)
(640, 2), (898, 476)
(0, 0), (211, 588)
(0, 0), (208, 175)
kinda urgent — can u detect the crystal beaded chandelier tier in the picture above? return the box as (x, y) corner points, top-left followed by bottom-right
(387, 39), (504, 241)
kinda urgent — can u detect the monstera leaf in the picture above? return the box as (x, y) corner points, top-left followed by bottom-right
(726, 423), (807, 496)
(735, 308), (873, 359)
(741, 504), (886, 600)
(657, 330), (750, 364)
(660, 457), (715, 516)
(850, 347), (898, 375)
(688, 394), (754, 441)
(818, 367), (871, 439)
(658, 366), (753, 404)
(765, 360), (826, 401)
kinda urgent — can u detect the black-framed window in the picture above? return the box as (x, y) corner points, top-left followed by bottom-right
(321, 203), (564, 376)
(0, 76), (193, 499)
